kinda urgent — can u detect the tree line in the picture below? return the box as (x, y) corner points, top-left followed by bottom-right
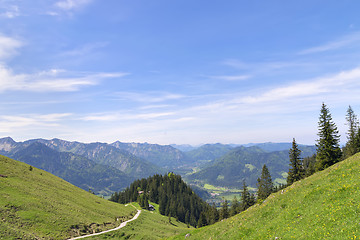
(287, 103), (360, 186)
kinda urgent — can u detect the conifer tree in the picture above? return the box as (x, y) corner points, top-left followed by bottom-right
(303, 154), (316, 177)
(197, 212), (207, 228)
(257, 164), (274, 201)
(343, 105), (360, 158)
(207, 203), (218, 224)
(240, 180), (251, 211)
(315, 103), (342, 171)
(287, 138), (304, 185)
(219, 199), (229, 220)
(230, 196), (240, 216)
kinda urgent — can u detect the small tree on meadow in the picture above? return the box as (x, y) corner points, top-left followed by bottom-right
(315, 103), (342, 171)
(257, 164), (274, 201)
(287, 138), (304, 185)
(343, 105), (360, 158)
(240, 180), (252, 211)
(230, 196), (240, 216)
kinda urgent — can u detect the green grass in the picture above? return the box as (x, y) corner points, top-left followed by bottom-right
(0, 155), (136, 239)
(88, 202), (192, 240)
(170, 153), (360, 239)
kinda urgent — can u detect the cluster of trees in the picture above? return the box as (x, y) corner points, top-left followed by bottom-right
(287, 103), (360, 186)
(110, 173), (217, 227)
(217, 164), (274, 221)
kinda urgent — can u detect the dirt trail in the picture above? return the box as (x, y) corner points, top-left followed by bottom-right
(69, 204), (141, 240)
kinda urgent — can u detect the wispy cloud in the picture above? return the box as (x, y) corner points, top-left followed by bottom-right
(0, 35), (23, 59)
(299, 32), (360, 55)
(46, 0), (93, 16)
(209, 75), (251, 81)
(59, 42), (108, 57)
(240, 66), (360, 104)
(222, 59), (249, 69)
(55, 0), (92, 11)
(0, 113), (72, 132)
(0, 65), (128, 92)
(81, 111), (176, 122)
(0, 33), (127, 92)
(0, 4), (20, 18)
(113, 92), (185, 103)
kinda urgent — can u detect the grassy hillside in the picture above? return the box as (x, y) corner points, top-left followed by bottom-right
(170, 153), (360, 239)
(88, 203), (192, 240)
(0, 155), (136, 239)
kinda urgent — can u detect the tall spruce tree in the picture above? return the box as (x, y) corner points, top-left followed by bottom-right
(287, 138), (304, 185)
(230, 196), (240, 216)
(219, 199), (229, 220)
(343, 105), (360, 158)
(240, 180), (251, 211)
(315, 103), (342, 171)
(257, 164), (274, 201)
(303, 154), (316, 177)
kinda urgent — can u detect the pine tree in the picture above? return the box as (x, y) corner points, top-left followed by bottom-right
(343, 106), (360, 158)
(219, 199), (229, 220)
(197, 212), (207, 228)
(303, 154), (316, 177)
(315, 103), (342, 171)
(257, 164), (274, 201)
(230, 196), (240, 216)
(240, 180), (251, 211)
(287, 138), (304, 185)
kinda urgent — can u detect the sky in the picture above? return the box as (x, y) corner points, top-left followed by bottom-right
(1, 0), (360, 145)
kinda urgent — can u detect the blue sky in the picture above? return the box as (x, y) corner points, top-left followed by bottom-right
(1, 0), (360, 145)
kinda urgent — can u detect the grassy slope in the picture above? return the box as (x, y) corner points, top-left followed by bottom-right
(0, 155), (136, 239)
(88, 202), (192, 240)
(170, 153), (360, 239)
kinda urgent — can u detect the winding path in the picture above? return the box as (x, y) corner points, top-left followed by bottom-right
(68, 205), (141, 240)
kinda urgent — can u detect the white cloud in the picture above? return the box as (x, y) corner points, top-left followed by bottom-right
(0, 113), (72, 132)
(299, 32), (360, 55)
(59, 42), (109, 57)
(0, 35), (22, 59)
(240, 66), (360, 104)
(209, 75), (251, 81)
(81, 111), (176, 122)
(0, 33), (127, 92)
(0, 4), (20, 18)
(222, 59), (249, 69)
(114, 92), (185, 103)
(55, 0), (92, 11)
(0, 65), (128, 92)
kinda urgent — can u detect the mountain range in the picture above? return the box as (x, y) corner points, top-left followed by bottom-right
(0, 137), (317, 196)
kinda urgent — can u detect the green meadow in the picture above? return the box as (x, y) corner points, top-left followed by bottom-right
(87, 202), (192, 240)
(0, 155), (135, 239)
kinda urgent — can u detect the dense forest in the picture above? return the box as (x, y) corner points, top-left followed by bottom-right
(109, 173), (218, 227)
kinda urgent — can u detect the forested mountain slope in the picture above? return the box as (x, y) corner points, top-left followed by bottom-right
(186, 145), (316, 188)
